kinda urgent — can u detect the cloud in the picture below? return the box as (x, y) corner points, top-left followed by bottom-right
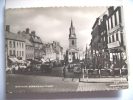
(5, 7), (107, 51)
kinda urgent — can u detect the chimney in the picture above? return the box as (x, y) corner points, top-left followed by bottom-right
(103, 14), (108, 21)
(6, 25), (10, 32)
(26, 28), (30, 34)
(108, 6), (114, 15)
(31, 31), (35, 36)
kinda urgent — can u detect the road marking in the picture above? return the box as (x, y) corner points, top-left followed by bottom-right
(15, 85), (54, 88)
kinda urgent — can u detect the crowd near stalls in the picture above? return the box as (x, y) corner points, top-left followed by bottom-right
(6, 56), (64, 74)
(6, 57), (27, 74)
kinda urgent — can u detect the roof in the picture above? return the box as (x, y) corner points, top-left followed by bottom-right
(25, 39), (33, 46)
(5, 31), (25, 42)
(92, 17), (100, 29)
(31, 35), (43, 43)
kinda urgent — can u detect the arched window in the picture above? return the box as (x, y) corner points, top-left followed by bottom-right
(72, 40), (74, 45)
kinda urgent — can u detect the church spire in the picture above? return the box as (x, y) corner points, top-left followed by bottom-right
(70, 19), (74, 28)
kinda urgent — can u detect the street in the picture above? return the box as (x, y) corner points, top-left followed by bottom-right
(6, 67), (128, 94)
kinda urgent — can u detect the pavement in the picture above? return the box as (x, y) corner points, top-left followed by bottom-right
(6, 66), (128, 94)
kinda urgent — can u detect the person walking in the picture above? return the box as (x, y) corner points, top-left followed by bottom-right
(62, 66), (66, 81)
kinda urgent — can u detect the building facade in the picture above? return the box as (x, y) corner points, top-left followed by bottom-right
(19, 28), (44, 60)
(5, 25), (26, 61)
(43, 41), (63, 61)
(30, 31), (43, 60)
(89, 6), (126, 69)
(106, 7), (126, 64)
(25, 39), (34, 60)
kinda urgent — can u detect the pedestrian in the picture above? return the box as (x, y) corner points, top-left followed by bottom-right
(62, 66), (66, 81)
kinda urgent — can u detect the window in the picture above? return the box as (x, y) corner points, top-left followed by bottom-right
(116, 33), (119, 41)
(116, 10), (119, 25)
(13, 41), (15, 48)
(109, 18), (111, 30)
(118, 8), (122, 23)
(107, 20), (110, 30)
(104, 37), (105, 41)
(112, 35), (115, 42)
(17, 51), (18, 56)
(72, 40), (74, 45)
(121, 33), (123, 45)
(22, 51), (23, 57)
(10, 50), (12, 56)
(111, 16), (113, 28)
(22, 43), (23, 48)
(20, 51), (21, 56)
(13, 50), (15, 56)
(109, 37), (111, 43)
(114, 13), (117, 26)
(9, 41), (12, 48)
(17, 42), (18, 47)
(19, 42), (21, 48)
(112, 14), (115, 28)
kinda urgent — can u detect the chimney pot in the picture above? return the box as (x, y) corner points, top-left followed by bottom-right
(26, 28), (30, 34)
(108, 6), (114, 15)
(31, 31), (35, 36)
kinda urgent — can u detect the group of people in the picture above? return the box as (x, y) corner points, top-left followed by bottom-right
(62, 63), (82, 81)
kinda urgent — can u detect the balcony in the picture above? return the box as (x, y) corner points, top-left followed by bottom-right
(108, 41), (120, 48)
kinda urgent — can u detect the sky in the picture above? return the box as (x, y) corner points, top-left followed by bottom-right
(5, 7), (107, 51)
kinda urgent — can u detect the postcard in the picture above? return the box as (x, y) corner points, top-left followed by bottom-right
(5, 6), (128, 96)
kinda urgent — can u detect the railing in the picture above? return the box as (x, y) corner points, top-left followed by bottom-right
(82, 68), (127, 79)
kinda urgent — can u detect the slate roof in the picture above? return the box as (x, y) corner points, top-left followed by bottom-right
(25, 39), (33, 46)
(31, 35), (43, 44)
(5, 31), (25, 42)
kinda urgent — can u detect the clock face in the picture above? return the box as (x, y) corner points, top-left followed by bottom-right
(71, 34), (75, 37)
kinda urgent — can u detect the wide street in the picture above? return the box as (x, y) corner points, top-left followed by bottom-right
(6, 66), (128, 94)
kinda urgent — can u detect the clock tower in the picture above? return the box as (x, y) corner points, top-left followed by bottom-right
(66, 20), (79, 63)
(69, 20), (77, 49)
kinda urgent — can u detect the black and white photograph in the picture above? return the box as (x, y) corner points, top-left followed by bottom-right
(5, 6), (128, 94)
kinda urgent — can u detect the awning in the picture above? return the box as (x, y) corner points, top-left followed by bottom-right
(8, 58), (16, 63)
(8, 57), (25, 64)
